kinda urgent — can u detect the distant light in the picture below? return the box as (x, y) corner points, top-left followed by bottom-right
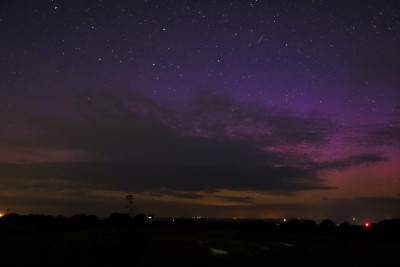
(365, 222), (370, 227)
(283, 218), (287, 222)
(0, 214), (3, 217)
(147, 216), (153, 219)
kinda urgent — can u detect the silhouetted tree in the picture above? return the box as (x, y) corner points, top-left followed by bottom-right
(124, 194), (135, 217)
(134, 213), (148, 224)
(281, 218), (301, 232)
(301, 219), (317, 232)
(0, 213), (21, 224)
(320, 219), (336, 233)
(378, 219), (400, 235)
(339, 221), (351, 228)
(108, 213), (132, 226)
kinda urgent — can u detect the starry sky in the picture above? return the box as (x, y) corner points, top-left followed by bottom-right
(1, 0), (399, 222)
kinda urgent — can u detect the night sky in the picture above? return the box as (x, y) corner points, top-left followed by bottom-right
(1, 0), (399, 222)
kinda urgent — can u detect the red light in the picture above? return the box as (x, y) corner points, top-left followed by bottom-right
(365, 223), (370, 227)
(283, 218), (287, 222)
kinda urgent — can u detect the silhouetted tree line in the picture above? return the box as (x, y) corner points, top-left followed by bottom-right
(0, 213), (152, 232)
(0, 213), (146, 266)
(146, 217), (400, 240)
(277, 218), (400, 238)
(1, 213), (399, 238)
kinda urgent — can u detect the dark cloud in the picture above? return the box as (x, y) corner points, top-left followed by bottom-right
(167, 90), (336, 146)
(0, 89), (389, 199)
(140, 188), (207, 199)
(315, 153), (387, 170)
(350, 121), (400, 148)
(0, 162), (332, 193)
(363, 121), (400, 147)
(0, 89), (341, 194)
(2, 87), (337, 153)
(172, 192), (205, 199)
(216, 196), (254, 203)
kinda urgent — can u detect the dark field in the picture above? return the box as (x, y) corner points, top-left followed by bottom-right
(140, 227), (399, 267)
(0, 216), (399, 266)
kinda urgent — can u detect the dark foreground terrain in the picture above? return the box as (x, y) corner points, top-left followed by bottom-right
(0, 214), (399, 266)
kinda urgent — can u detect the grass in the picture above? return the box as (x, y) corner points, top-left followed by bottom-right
(0, 226), (398, 266)
(140, 227), (400, 266)
(0, 227), (142, 266)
